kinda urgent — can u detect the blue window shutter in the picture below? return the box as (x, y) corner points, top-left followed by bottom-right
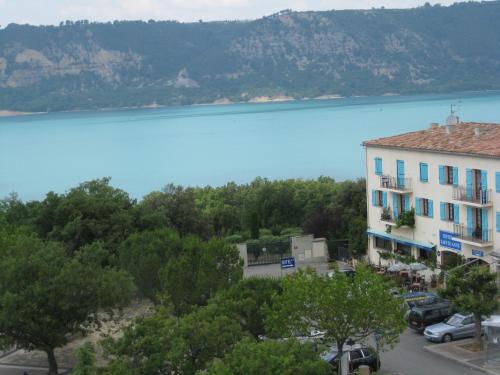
(415, 198), (421, 216)
(372, 189), (377, 207)
(382, 192), (388, 208)
(481, 170), (488, 189)
(439, 165), (445, 185)
(440, 202), (446, 221)
(454, 204), (460, 224)
(420, 163), (428, 182)
(452, 167), (458, 187)
(404, 194), (410, 212)
(496, 172), (500, 193)
(393, 194), (399, 220)
(428, 200), (434, 218)
(482, 208), (488, 241)
(396, 160), (405, 188)
(467, 207), (473, 236)
(497, 212), (500, 233)
(466, 169), (473, 200)
(375, 158), (382, 176)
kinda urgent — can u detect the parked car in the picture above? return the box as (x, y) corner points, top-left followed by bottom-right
(398, 292), (442, 319)
(321, 345), (380, 374)
(424, 313), (480, 343)
(408, 301), (452, 333)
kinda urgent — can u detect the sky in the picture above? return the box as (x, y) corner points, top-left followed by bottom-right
(0, 0), (463, 26)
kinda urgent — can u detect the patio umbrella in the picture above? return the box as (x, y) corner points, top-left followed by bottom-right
(409, 262), (427, 271)
(387, 263), (409, 272)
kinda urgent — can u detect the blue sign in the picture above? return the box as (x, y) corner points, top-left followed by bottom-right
(439, 230), (462, 251)
(472, 249), (484, 257)
(281, 257), (296, 269)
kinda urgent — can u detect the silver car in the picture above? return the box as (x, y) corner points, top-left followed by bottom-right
(424, 313), (477, 343)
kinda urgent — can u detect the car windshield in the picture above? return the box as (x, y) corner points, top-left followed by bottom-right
(445, 315), (463, 327)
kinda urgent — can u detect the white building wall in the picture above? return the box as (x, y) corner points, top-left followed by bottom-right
(366, 145), (500, 270)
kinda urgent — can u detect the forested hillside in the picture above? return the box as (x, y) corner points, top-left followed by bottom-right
(1, 1), (500, 112)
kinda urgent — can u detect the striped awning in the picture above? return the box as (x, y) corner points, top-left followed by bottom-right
(367, 229), (435, 251)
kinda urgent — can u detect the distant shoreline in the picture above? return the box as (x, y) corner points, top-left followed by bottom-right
(0, 110), (43, 117)
(2, 90), (500, 118)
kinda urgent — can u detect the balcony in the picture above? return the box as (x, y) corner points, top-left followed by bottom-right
(380, 207), (396, 226)
(380, 207), (415, 228)
(453, 224), (493, 247)
(379, 175), (412, 193)
(452, 186), (492, 207)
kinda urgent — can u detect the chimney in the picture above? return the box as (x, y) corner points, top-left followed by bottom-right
(445, 126), (451, 135)
(430, 123), (439, 128)
(474, 128), (481, 136)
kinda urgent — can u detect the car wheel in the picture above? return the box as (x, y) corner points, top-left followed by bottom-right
(442, 334), (453, 343)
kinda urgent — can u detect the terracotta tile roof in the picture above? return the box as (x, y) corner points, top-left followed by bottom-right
(363, 122), (500, 158)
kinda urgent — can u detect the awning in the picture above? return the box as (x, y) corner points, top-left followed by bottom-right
(367, 229), (435, 251)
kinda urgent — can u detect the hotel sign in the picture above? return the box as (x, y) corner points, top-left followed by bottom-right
(472, 249), (484, 258)
(439, 230), (462, 251)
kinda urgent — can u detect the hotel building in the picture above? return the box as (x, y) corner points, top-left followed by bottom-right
(363, 121), (500, 274)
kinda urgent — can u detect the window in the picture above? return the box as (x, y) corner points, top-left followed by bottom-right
(416, 198), (433, 218)
(349, 349), (363, 361)
(395, 242), (411, 256)
(496, 172), (500, 193)
(439, 165), (458, 186)
(372, 190), (385, 207)
(375, 157), (382, 176)
(497, 212), (500, 233)
(440, 202), (455, 222)
(420, 163), (428, 182)
(424, 309), (440, 320)
(419, 249), (430, 260)
(361, 349), (372, 358)
(374, 237), (392, 251)
(462, 316), (473, 326)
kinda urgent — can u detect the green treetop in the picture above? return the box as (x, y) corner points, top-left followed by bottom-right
(0, 234), (136, 375)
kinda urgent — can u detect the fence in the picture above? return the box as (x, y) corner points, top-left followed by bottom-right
(247, 239), (291, 266)
(327, 239), (350, 261)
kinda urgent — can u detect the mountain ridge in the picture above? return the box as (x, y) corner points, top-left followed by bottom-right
(1, 1), (500, 112)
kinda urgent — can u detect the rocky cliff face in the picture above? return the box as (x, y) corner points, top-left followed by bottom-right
(1, 2), (500, 112)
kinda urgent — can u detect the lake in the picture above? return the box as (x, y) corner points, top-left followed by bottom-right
(1, 92), (500, 201)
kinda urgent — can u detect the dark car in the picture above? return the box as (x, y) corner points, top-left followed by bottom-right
(408, 301), (452, 333)
(322, 345), (380, 373)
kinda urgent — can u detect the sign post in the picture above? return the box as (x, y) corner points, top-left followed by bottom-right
(280, 257), (296, 276)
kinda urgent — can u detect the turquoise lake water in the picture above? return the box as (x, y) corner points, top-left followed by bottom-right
(1, 92), (500, 200)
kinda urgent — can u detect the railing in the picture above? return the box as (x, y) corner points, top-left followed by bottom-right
(453, 186), (491, 205)
(380, 207), (395, 223)
(379, 175), (412, 191)
(453, 224), (492, 244)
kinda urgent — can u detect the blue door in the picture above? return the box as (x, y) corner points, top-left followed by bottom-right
(397, 160), (405, 189)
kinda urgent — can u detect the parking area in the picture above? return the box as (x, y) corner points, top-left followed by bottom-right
(381, 329), (486, 375)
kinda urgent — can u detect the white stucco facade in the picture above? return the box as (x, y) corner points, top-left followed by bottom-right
(365, 135), (500, 274)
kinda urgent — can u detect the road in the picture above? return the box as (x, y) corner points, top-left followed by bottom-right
(381, 329), (485, 375)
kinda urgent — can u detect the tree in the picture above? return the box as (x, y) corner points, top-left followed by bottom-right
(119, 229), (182, 299)
(207, 277), (282, 338)
(138, 184), (209, 238)
(103, 305), (245, 374)
(265, 266), (405, 375)
(0, 235), (136, 375)
(72, 343), (97, 375)
(205, 337), (331, 375)
(160, 237), (243, 315)
(442, 265), (498, 348)
(35, 178), (135, 255)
